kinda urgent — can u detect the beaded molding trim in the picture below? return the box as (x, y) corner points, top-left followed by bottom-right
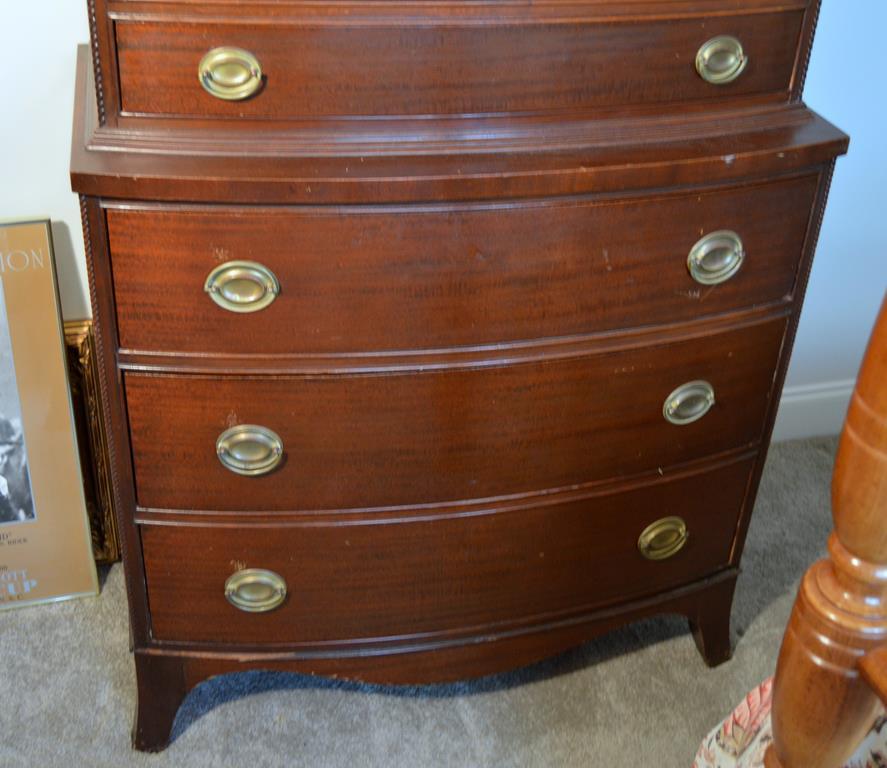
(794, 0), (823, 101)
(87, 0), (107, 125)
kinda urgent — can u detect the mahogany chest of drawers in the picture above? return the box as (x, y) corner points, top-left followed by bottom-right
(72, 0), (847, 751)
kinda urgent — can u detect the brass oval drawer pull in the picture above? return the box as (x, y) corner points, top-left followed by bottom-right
(638, 517), (689, 561)
(696, 35), (748, 85)
(204, 260), (280, 313)
(199, 47), (263, 101)
(216, 425), (283, 476)
(663, 380), (715, 425)
(225, 568), (287, 612)
(687, 230), (745, 285)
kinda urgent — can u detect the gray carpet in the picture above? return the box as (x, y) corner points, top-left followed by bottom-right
(0, 437), (838, 768)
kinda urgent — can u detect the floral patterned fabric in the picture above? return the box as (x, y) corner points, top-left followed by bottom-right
(694, 677), (887, 768)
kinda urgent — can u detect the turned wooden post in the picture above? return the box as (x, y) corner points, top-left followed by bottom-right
(765, 296), (887, 768)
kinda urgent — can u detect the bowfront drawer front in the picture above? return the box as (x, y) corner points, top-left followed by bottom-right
(107, 175), (817, 355)
(141, 455), (755, 645)
(125, 317), (786, 512)
(114, 10), (803, 120)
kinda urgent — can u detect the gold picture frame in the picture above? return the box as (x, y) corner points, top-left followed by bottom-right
(65, 320), (119, 564)
(0, 219), (98, 608)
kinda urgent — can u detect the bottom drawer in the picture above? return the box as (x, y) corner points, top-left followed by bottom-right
(142, 455), (754, 646)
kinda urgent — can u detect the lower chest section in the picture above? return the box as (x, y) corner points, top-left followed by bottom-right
(89, 165), (827, 652)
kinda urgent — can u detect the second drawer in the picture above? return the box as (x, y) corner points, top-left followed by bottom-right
(125, 316), (786, 511)
(107, 175), (817, 354)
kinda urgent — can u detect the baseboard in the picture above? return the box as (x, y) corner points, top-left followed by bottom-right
(772, 379), (855, 442)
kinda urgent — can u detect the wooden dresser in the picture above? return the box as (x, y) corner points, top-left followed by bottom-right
(71, 0), (847, 751)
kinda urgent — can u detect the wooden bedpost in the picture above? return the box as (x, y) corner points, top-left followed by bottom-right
(765, 296), (887, 768)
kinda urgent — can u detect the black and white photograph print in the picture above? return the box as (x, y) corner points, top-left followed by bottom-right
(0, 283), (36, 525)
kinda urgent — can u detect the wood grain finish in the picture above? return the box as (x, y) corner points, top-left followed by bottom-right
(765, 297), (887, 768)
(107, 175), (816, 355)
(114, 12), (803, 120)
(73, 41), (848, 206)
(69, 0), (847, 746)
(125, 316), (785, 512)
(130, 571), (739, 749)
(860, 646), (887, 708)
(141, 454), (755, 644)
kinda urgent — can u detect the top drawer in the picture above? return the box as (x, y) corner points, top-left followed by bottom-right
(103, 3), (809, 122)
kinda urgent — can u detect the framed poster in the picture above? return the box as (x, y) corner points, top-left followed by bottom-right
(0, 219), (98, 608)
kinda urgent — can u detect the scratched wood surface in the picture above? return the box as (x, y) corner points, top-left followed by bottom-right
(107, 175), (817, 355)
(69, 0), (848, 749)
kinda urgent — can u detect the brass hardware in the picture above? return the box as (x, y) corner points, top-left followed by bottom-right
(687, 230), (745, 285)
(204, 261), (280, 313)
(224, 568), (287, 612)
(199, 47), (263, 101)
(663, 380), (715, 425)
(216, 425), (283, 476)
(638, 517), (689, 561)
(695, 36), (748, 84)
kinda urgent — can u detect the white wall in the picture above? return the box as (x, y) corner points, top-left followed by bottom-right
(1, 2), (884, 439)
(773, 0), (887, 440)
(3, 3), (90, 319)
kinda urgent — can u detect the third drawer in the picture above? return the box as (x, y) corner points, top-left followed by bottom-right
(125, 315), (786, 512)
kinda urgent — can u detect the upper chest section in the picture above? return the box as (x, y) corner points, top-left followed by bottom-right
(89, 0), (817, 129)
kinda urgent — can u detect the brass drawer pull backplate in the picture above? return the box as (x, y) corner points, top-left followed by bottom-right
(663, 380), (716, 425)
(638, 517), (689, 561)
(224, 568), (287, 612)
(199, 47), (263, 101)
(696, 35), (748, 84)
(216, 424), (283, 476)
(687, 230), (745, 285)
(204, 260), (280, 313)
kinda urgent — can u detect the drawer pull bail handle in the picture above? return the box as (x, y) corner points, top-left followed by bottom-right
(204, 260), (280, 313)
(695, 35), (748, 84)
(225, 569), (287, 613)
(216, 425), (283, 476)
(199, 47), (263, 101)
(638, 517), (689, 561)
(687, 230), (745, 285)
(663, 380), (715, 425)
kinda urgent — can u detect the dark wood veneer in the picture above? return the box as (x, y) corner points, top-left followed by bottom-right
(131, 571), (739, 749)
(141, 455), (755, 644)
(115, 13), (803, 119)
(70, 44), (847, 205)
(91, 0), (819, 130)
(107, 175), (817, 355)
(108, 0), (808, 20)
(125, 317), (785, 512)
(70, 0), (846, 748)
